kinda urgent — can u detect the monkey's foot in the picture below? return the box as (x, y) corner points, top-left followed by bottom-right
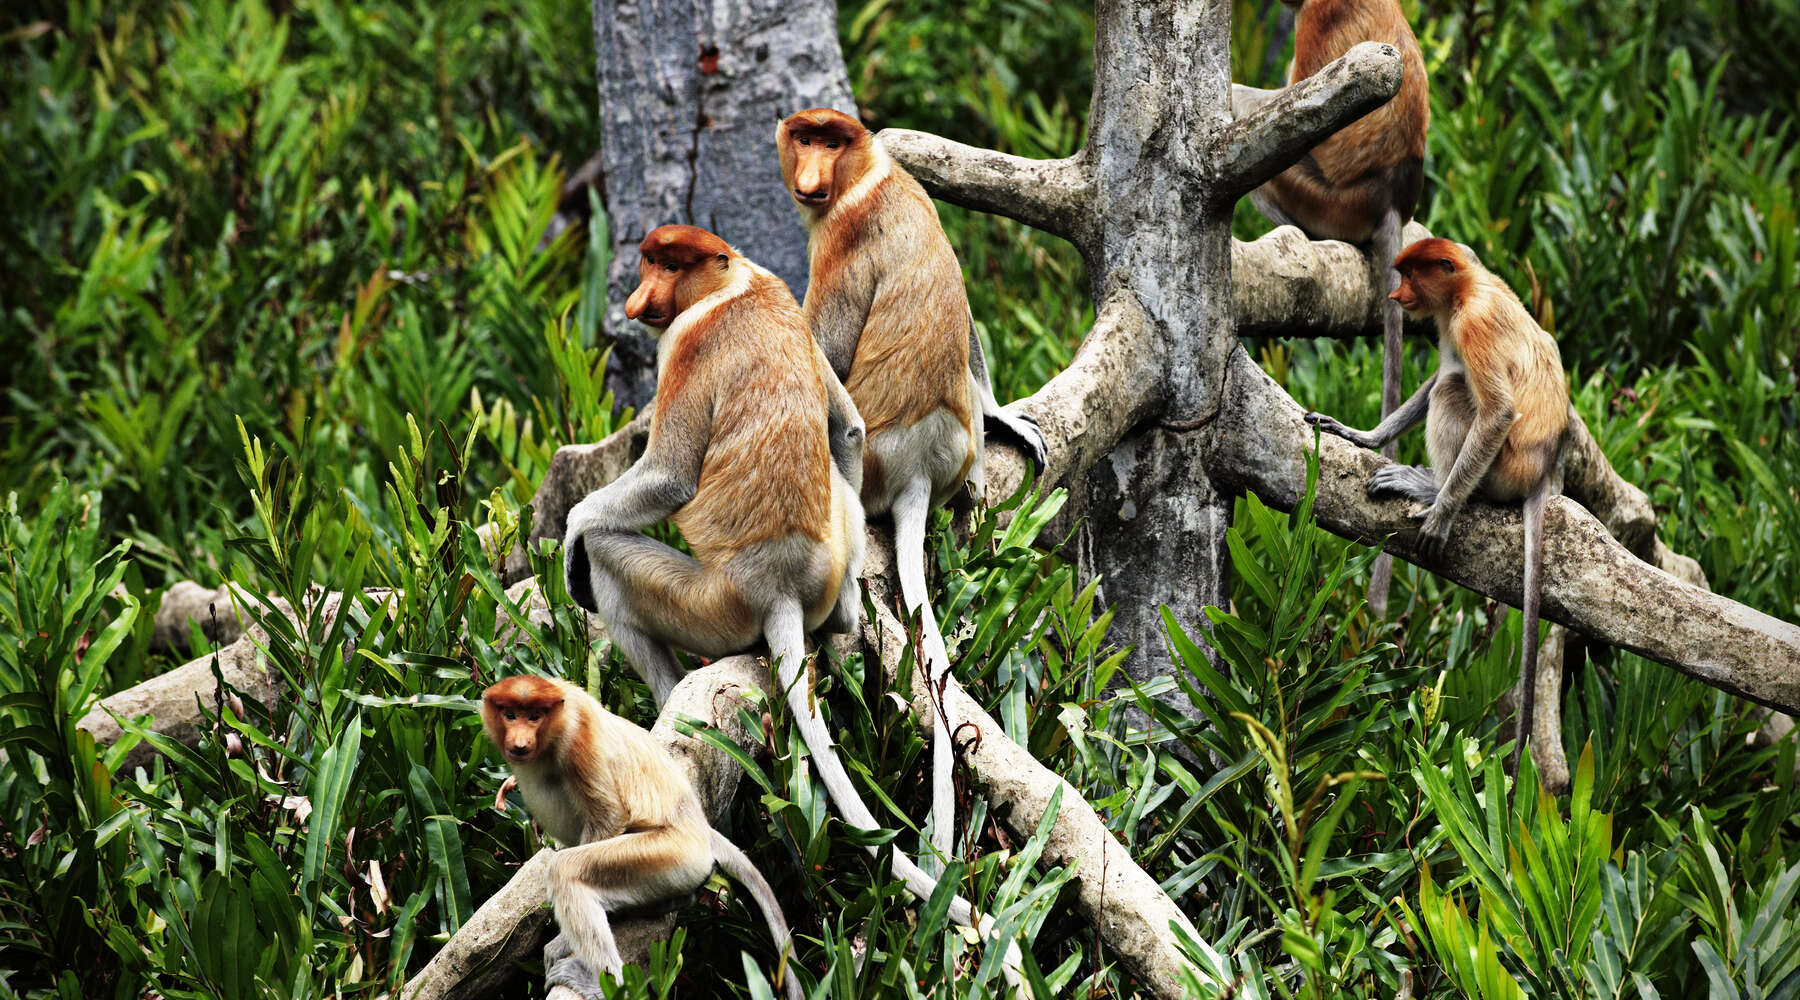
(1366, 464), (1438, 504)
(545, 948), (606, 998)
(1302, 412), (1375, 450)
(1415, 504), (1454, 562)
(987, 409), (1048, 470)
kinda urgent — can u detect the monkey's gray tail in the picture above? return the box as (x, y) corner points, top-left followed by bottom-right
(709, 829), (804, 1000)
(893, 477), (958, 863)
(763, 597), (1031, 995)
(1515, 477), (1552, 773)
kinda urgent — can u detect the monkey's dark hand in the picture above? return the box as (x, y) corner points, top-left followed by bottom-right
(545, 936), (603, 998)
(1415, 503), (1454, 562)
(986, 408), (1048, 471)
(1303, 411), (1373, 449)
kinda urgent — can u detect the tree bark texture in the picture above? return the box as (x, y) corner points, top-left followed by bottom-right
(593, 0), (854, 407)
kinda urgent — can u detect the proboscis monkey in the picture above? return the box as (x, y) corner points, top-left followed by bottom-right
(1233, 0), (1429, 616)
(777, 106), (1047, 865)
(1305, 238), (1569, 771)
(480, 675), (803, 1000)
(562, 225), (1029, 988)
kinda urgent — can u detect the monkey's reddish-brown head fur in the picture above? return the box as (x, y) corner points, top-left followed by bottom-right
(625, 225), (737, 329)
(777, 108), (871, 214)
(481, 675), (567, 765)
(1390, 237), (1471, 317)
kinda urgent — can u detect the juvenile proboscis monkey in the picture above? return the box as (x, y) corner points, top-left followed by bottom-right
(480, 675), (803, 1000)
(1304, 238), (1569, 770)
(562, 225), (1030, 988)
(1233, 0), (1429, 616)
(777, 106), (1047, 864)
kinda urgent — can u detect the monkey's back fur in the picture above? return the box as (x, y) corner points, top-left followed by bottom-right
(800, 151), (976, 510)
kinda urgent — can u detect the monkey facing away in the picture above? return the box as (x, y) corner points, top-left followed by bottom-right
(480, 675), (803, 1000)
(562, 225), (1029, 987)
(1233, 0), (1429, 616)
(1305, 238), (1569, 770)
(777, 106), (1047, 864)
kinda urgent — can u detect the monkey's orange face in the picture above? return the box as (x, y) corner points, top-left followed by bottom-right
(626, 226), (733, 328)
(778, 110), (865, 212)
(1392, 262), (1454, 317)
(481, 693), (562, 764)
(1391, 238), (1467, 317)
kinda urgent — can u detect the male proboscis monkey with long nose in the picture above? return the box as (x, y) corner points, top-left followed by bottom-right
(778, 106), (1047, 866)
(563, 224), (1030, 989)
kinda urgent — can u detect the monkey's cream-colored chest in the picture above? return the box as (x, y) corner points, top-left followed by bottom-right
(514, 769), (591, 845)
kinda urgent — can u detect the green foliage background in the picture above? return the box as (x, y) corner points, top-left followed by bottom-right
(1, 0), (1797, 997)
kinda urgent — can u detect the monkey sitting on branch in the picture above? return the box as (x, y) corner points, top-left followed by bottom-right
(1304, 238), (1570, 772)
(481, 675), (804, 1000)
(777, 106), (1047, 866)
(561, 225), (1031, 989)
(1232, 0), (1429, 617)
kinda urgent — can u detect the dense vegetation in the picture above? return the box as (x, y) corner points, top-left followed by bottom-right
(2, 0), (1796, 997)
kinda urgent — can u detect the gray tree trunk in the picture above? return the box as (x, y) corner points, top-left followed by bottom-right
(1069, 0), (1237, 690)
(592, 0), (854, 406)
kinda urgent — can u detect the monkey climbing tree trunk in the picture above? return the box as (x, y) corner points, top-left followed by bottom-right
(884, 1), (1406, 699)
(592, 0), (854, 407)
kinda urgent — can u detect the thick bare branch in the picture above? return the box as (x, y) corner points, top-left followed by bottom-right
(1232, 222), (1432, 338)
(856, 537), (1218, 1000)
(1214, 41), (1404, 203)
(982, 291), (1164, 504)
(402, 658), (771, 1000)
(1210, 347), (1800, 714)
(878, 129), (1095, 249)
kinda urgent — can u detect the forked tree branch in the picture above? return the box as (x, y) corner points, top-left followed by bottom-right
(877, 130), (1095, 250)
(1212, 41), (1405, 202)
(979, 291), (1164, 503)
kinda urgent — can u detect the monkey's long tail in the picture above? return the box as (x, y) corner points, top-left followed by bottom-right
(1514, 477), (1552, 773)
(764, 597), (1031, 996)
(893, 476), (958, 864)
(1369, 210), (1408, 619)
(710, 830), (804, 1000)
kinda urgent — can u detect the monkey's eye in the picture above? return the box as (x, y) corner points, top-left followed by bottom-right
(798, 137), (811, 146)
(527, 711), (540, 722)
(503, 710), (516, 721)
(665, 263), (681, 273)
(1437, 259), (1454, 273)
(826, 140), (840, 149)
